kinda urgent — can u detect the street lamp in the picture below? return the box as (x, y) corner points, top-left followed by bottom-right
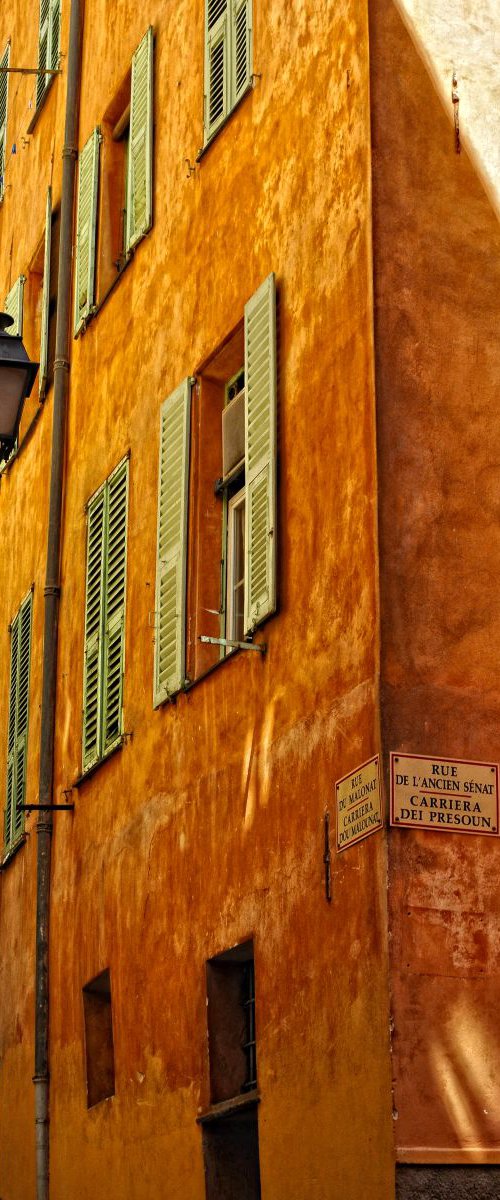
(0, 311), (39, 457)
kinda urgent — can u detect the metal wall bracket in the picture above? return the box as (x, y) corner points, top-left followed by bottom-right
(19, 803), (74, 812)
(199, 635), (266, 655)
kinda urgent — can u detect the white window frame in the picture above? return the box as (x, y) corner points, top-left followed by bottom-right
(226, 485), (246, 643)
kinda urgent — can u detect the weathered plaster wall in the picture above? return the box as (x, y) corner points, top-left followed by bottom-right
(371, 0), (500, 1169)
(0, 1), (394, 1198)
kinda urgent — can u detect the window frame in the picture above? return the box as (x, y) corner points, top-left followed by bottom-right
(36, 0), (61, 113)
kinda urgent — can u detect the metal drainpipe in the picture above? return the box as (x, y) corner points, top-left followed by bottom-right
(34, 2), (83, 1197)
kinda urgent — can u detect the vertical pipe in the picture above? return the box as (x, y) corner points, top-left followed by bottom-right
(34, 3), (83, 1198)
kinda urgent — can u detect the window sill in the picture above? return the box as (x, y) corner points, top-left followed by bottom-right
(73, 734), (128, 789)
(1, 833), (27, 870)
(196, 85), (253, 164)
(196, 1089), (260, 1126)
(26, 76), (58, 135)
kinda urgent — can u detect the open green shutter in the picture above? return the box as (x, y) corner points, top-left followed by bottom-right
(13, 594), (32, 840)
(5, 613), (18, 848)
(232, 0), (251, 101)
(154, 380), (191, 705)
(74, 128), (100, 335)
(205, 0), (229, 141)
(4, 276), (26, 337)
(36, 0), (50, 107)
(103, 460), (128, 752)
(0, 44), (10, 202)
(244, 273), (277, 634)
(4, 592), (32, 852)
(126, 27), (153, 253)
(36, 0), (60, 108)
(39, 187), (52, 399)
(49, 0), (61, 70)
(83, 489), (105, 769)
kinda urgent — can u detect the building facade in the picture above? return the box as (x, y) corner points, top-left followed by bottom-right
(0, 1), (498, 1198)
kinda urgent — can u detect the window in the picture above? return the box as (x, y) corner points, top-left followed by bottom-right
(204, 0), (252, 144)
(154, 273), (277, 704)
(199, 942), (261, 1200)
(4, 590), (33, 857)
(0, 42), (10, 202)
(74, 28), (153, 335)
(82, 458), (128, 773)
(82, 969), (115, 1108)
(36, 0), (61, 111)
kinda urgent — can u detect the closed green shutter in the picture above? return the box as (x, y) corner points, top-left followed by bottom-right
(244, 273), (277, 634)
(39, 187), (52, 399)
(74, 128), (100, 335)
(126, 27), (153, 253)
(0, 43), (10, 203)
(102, 460), (128, 752)
(4, 276), (26, 337)
(154, 380), (191, 705)
(36, 0), (61, 109)
(205, 0), (229, 141)
(4, 591), (32, 853)
(232, 0), (251, 101)
(83, 488), (105, 770)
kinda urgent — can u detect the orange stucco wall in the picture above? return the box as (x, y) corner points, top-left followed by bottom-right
(0, 2), (394, 1198)
(371, 0), (500, 1167)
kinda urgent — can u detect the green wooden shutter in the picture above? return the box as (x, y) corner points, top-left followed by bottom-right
(205, 0), (229, 141)
(36, 0), (61, 109)
(232, 0), (251, 102)
(154, 380), (191, 705)
(36, 0), (50, 107)
(74, 128), (100, 335)
(244, 273), (277, 634)
(4, 591), (32, 852)
(83, 488), (105, 770)
(13, 595), (32, 840)
(0, 43), (10, 203)
(126, 27), (153, 253)
(102, 460), (128, 752)
(49, 0), (62, 70)
(5, 614), (18, 847)
(39, 187), (52, 399)
(4, 276), (26, 337)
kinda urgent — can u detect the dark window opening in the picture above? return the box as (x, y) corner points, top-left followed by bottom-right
(206, 940), (257, 1104)
(202, 1107), (261, 1200)
(82, 968), (115, 1108)
(202, 941), (261, 1200)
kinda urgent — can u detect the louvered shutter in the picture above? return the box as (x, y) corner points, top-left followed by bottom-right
(13, 596), (32, 839)
(49, 0), (61, 71)
(4, 276), (26, 337)
(244, 274), (277, 634)
(4, 592), (32, 851)
(232, 0), (251, 102)
(5, 614), (18, 847)
(36, 0), (50, 107)
(154, 380), (191, 705)
(39, 188), (52, 399)
(74, 128), (100, 335)
(102, 460), (128, 752)
(205, 0), (229, 141)
(0, 44), (10, 202)
(126, 27), (153, 253)
(83, 489), (105, 770)
(36, 0), (60, 108)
